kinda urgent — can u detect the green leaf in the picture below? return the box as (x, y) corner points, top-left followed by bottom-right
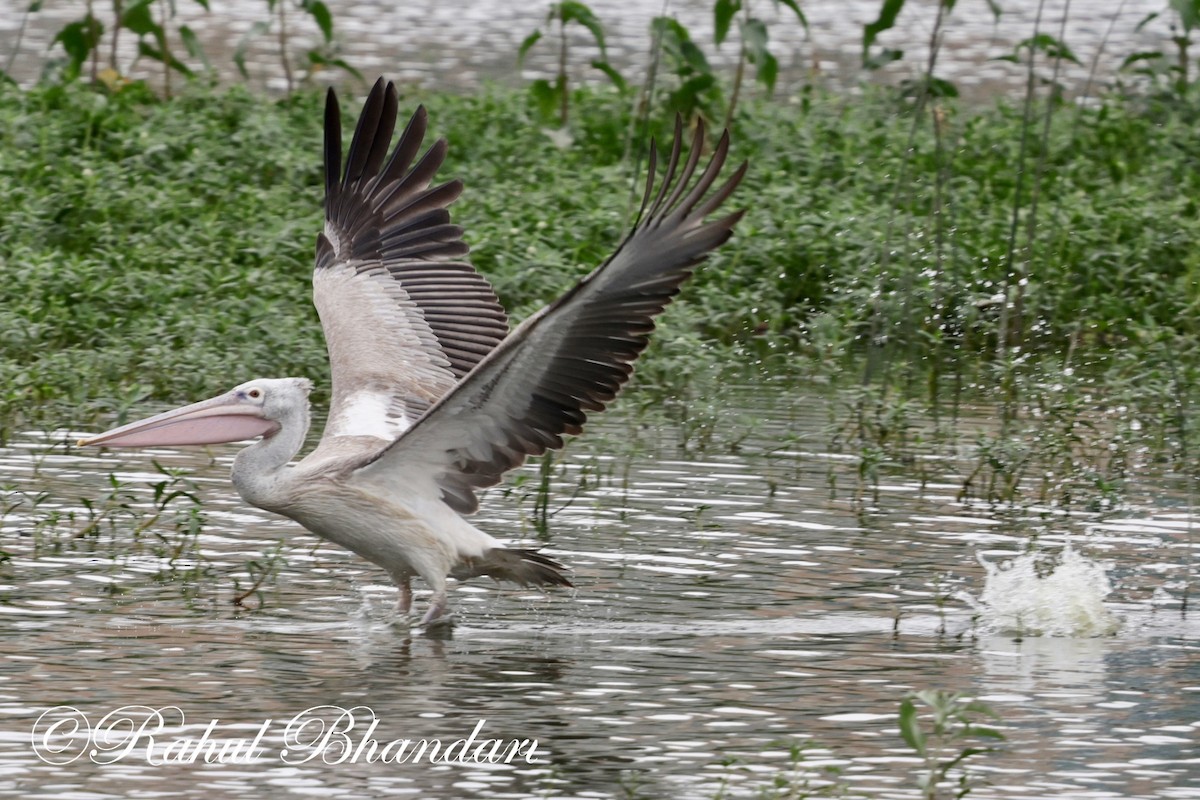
(714, 0), (740, 46)
(681, 73), (716, 95)
(755, 50), (779, 94)
(190, 0), (209, 10)
(233, 20), (271, 81)
(28, 1), (45, 11)
(666, 72), (719, 113)
(651, 15), (693, 46)
(775, 0), (809, 30)
(926, 75), (958, 97)
(863, 0), (905, 63)
(942, 747), (993, 771)
(301, 0), (334, 43)
(1170, 0), (1200, 31)
(1017, 33), (1082, 65)
(556, 1), (607, 56)
(121, 0), (160, 37)
(741, 18), (777, 93)
(898, 698), (926, 755)
(983, 0), (1002, 20)
(864, 47), (903, 70)
(51, 15), (104, 77)
(590, 59), (627, 92)
(518, 29), (542, 65)
(1135, 11), (1160, 32)
(138, 40), (194, 77)
(178, 25), (211, 71)
(1120, 51), (1165, 70)
(742, 17), (769, 55)
(967, 725), (1007, 740)
(680, 39), (711, 73)
(528, 78), (561, 120)
(306, 51), (363, 80)
(901, 75), (958, 97)
(959, 699), (1003, 719)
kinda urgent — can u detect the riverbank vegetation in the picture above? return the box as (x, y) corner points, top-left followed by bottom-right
(1, 0), (1198, 517)
(2, 73), (1198, 498)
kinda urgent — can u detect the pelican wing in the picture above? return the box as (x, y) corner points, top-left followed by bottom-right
(354, 118), (746, 513)
(313, 79), (508, 446)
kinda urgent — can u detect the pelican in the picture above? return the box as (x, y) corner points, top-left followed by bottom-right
(79, 78), (746, 628)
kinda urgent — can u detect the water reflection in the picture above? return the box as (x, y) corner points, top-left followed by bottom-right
(1, 390), (1198, 798)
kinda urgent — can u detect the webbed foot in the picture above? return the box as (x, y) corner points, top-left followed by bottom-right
(416, 590), (454, 636)
(418, 612), (455, 638)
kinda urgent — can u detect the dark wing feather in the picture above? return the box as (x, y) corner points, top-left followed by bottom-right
(355, 116), (747, 512)
(311, 78), (510, 448)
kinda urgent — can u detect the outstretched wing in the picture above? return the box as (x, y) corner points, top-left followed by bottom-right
(353, 117), (746, 512)
(312, 78), (509, 452)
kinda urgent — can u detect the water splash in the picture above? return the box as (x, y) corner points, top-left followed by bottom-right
(965, 544), (1120, 637)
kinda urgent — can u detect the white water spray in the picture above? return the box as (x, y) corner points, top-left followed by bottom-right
(965, 543), (1120, 637)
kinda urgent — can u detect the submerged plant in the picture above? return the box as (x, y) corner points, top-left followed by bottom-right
(232, 540), (286, 608)
(710, 739), (849, 799)
(898, 690), (1005, 799)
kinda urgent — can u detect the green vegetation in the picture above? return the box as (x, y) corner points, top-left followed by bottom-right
(19, 0), (358, 95)
(899, 690), (1005, 799)
(614, 693), (1004, 798)
(1, 0), (1198, 523)
(0, 458), (210, 597)
(519, 1), (626, 125)
(2, 77), (1198, 475)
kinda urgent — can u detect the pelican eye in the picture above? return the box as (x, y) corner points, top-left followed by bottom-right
(247, 388), (263, 400)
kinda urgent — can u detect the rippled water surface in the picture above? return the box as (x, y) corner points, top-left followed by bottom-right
(1, 389), (1197, 798)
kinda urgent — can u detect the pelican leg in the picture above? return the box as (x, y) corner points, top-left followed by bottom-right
(419, 585), (454, 632)
(396, 576), (414, 616)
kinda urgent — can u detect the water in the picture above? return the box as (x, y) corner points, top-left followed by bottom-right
(1, 388), (1197, 798)
(2, 2), (1194, 795)
(0, 0), (1174, 101)
(969, 544), (1122, 637)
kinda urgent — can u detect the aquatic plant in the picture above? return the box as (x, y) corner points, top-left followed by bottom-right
(232, 0), (362, 92)
(704, 739), (849, 799)
(231, 540), (286, 607)
(898, 690), (1005, 799)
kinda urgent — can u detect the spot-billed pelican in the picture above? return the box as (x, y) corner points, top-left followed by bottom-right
(79, 78), (746, 628)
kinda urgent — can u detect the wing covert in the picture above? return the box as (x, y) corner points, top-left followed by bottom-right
(354, 117), (746, 512)
(314, 78), (509, 447)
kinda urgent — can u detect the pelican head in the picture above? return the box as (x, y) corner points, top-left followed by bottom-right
(78, 378), (313, 448)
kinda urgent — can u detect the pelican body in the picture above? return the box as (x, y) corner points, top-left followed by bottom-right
(80, 78), (746, 628)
